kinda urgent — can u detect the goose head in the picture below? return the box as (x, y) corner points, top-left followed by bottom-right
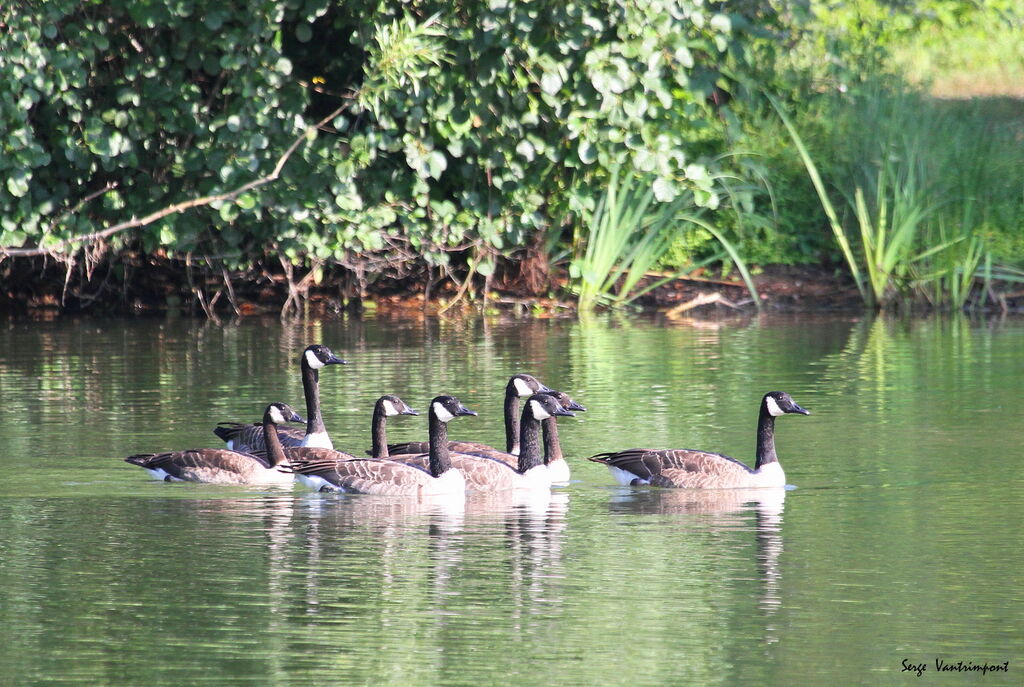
(302, 344), (348, 370)
(430, 395), (478, 423)
(539, 390), (586, 413)
(264, 402), (306, 425)
(526, 393), (576, 421)
(377, 394), (419, 417)
(762, 392), (810, 417)
(508, 373), (552, 398)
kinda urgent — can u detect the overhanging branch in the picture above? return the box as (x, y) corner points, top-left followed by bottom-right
(1, 103), (350, 260)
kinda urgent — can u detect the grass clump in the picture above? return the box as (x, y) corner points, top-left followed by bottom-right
(568, 167), (759, 312)
(766, 84), (1024, 310)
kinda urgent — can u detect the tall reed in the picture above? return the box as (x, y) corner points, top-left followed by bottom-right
(770, 87), (1024, 310)
(570, 167), (758, 311)
(768, 94), (867, 302)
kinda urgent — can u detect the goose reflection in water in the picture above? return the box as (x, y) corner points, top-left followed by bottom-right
(607, 486), (786, 640)
(500, 491), (570, 625)
(291, 492), (468, 620)
(291, 488), (570, 634)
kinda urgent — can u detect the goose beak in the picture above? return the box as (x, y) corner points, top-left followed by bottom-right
(290, 412), (307, 423)
(566, 400), (587, 412)
(791, 404), (810, 415)
(403, 407), (419, 416)
(456, 404), (478, 417)
(537, 382), (554, 393)
(553, 407), (576, 418)
(326, 354), (348, 365)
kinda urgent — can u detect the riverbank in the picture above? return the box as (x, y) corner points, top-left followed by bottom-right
(4, 255), (1020, 319)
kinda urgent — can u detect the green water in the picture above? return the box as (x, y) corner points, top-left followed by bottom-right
(0, 313), (1021, 685)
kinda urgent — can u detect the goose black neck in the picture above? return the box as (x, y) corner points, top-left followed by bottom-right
(262, 418), (288, 468)
(504, 385), (521, 454)
(754, 406), (778, 470)
(428, 412), (453, 478)
(516, 406), (544, 473)
(541, 417), (562, 464)
(301, 362), (327, 435)
(371, 403), (388, 458)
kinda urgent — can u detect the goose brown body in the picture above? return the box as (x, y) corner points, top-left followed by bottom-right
(126, 449), (287, 485)
(289, 455), (462, 497)
(589, 448), (783, 489)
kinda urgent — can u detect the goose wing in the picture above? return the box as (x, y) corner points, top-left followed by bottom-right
(452, 445), (517, 467)
(383, 440), (506, 460)
(383, 440), (429, 455)
(450, 453), (517, 492)
(125, 448), (270, 483)
(590, 448), (755, 487)
(289, 456), (436, 496)
(213, 423), (306, 452)
(588, 448), (665, 481)
(282, 446), (359, 462)
(388, 452), (518, 492)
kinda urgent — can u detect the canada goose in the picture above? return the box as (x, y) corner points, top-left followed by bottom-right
(369, 394), (419, 458)
(540, 391), (586, 484)
(213, 344), (346, 451)
(383, 373), (550, 457)
(390, 393), (576, 492)
(287, 396), (477, 497)
(436, 390), (586, 482)
(125, 402), (305, 485)
(589, 391), (809, 489)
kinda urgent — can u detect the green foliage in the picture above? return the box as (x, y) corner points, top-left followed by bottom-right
(0, 0), (770, 285)
(769, 95), (868, 301)
(0, 0), (310, 265)
(2, 0), (1019, 314)
(890, 0), (1024, 96)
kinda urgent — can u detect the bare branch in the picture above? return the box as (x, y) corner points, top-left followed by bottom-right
(438, 242), (482, 315)
(44, 182), (119, 236)
(2, 102), (350, 260)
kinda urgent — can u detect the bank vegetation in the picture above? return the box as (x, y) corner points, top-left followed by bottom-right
(1, 1), (1021, 316)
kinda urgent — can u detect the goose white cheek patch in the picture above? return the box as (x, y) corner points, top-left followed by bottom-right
(529, 399), (552, 420)
(765, 396), (785, 417)
(268, 406), (286, 424)
(433, 402), (455, 423)
(305, 350), (325, 369)
(382, 399), (398, 416)
(513, 378), (533, 396)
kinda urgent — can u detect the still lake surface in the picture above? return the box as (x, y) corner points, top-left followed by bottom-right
(0, 312), (1021, 685)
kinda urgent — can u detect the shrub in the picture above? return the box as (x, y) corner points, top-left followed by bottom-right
(1, 1), (774, 297)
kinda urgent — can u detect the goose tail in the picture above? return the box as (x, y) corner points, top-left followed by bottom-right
(587, 452), (616, 465)
(125, 453), (158, 467)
